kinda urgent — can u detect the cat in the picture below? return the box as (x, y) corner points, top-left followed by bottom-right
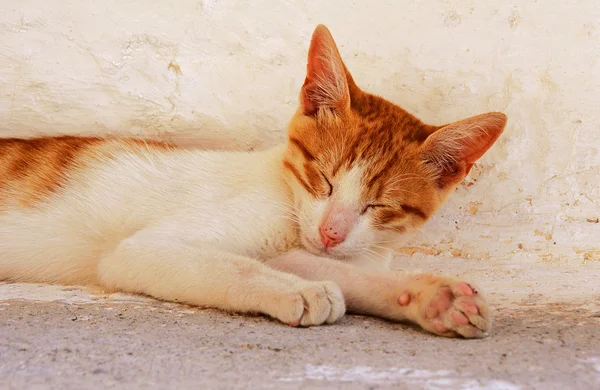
(0, 25), (506, 338)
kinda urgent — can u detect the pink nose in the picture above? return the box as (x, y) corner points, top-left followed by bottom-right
(319, 225), (347, 248)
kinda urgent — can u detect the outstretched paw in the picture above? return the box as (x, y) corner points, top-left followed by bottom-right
(407, 275), (490, 338)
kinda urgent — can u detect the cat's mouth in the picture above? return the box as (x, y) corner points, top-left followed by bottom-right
(301, 236), (327, 255)
(300, 234), (348, 259)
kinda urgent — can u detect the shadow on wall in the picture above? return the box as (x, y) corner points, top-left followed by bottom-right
(140, 113), (266, 152)
(2, 111), (267, 152)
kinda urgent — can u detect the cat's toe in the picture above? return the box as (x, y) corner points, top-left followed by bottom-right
(419, 278), (491, 338)
(454, 295), (489, 331)
(298, 281), (345, 326)
(321, 281), (346, 324)
(278, 281), (346, 327)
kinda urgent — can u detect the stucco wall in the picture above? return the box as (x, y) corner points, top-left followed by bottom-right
(1, 1), (599, 269)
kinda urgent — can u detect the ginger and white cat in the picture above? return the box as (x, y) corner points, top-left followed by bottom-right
(0, 25), (506, 338)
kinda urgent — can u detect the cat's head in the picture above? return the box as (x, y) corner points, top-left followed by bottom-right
(283, 25), (506, 262)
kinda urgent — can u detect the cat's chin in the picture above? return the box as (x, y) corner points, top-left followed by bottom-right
(300, 235), (329, 256)
(301, 236), (328, 257)
(300, 235), (349, 260)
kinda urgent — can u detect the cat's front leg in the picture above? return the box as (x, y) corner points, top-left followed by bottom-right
(268, 250), (490, 338)
(97, 229), (345, 327)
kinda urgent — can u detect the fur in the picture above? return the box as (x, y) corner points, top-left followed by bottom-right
(0, 25), (506, 338)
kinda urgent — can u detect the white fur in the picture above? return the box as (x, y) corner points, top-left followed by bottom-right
(0, 145), (291, 281)
(0, 142), (392, 326)
(0, 126), (490, 336)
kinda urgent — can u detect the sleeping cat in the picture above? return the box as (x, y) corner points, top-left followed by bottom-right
(0, 25), (505, 338)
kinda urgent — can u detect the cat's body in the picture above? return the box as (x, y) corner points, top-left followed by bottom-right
(0, 25), (506, 338)
(0, 141), (294, 282)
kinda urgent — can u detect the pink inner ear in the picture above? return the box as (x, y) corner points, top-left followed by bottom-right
(300, 25), (350, 116)
(422, 112), (507, 185)
(306, 31), (329, 81)
(457, 116), (506, 165)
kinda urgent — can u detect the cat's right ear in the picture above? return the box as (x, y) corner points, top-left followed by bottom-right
(300, 25), (351, 116)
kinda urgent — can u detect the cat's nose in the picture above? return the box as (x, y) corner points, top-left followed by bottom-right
(319, 207), (357, 248)
(319, 225), (346, 248)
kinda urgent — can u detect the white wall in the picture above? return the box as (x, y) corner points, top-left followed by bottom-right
(1, 0), (599, 269)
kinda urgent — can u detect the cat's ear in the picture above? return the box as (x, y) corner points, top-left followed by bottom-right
(421, 112), (507, 188)
(300, 25), (350, 116)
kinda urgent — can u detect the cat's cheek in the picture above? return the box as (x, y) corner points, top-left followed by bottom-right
(367, 220), (402, 244)
(370, 227), (391, 239)
(341, 218), (375, 254)
(297, 198), (329, 247)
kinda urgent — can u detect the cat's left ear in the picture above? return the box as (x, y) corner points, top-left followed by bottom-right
(300, 25), (351, 116)
(421, 112), (507, 188)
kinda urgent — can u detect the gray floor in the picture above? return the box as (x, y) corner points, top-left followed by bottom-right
(1, 290), (599, 390)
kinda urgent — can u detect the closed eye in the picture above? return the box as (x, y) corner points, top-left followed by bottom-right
(321, 171), (333, 197)
(361, 203), (389, 215)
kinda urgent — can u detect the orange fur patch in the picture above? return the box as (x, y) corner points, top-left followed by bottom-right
(284, 25), (506, 233)
(0, 136), (101, 207)
(0, 136), (174, 209)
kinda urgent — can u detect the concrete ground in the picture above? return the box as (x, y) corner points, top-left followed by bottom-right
(1, 255), (599, 390)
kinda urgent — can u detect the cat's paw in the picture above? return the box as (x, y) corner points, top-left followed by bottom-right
(406, 275), (490, 338)
(277, 281), (346, 327)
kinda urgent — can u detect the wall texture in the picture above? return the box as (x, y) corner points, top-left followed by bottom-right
(1, 1), (599, 270)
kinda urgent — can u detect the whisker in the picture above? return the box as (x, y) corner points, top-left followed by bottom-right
(269, 202), (302, 216)
(362, 248), (388, 263)
(363, 253), (386, 265)
(360, 252), (378, 265)
(387, 173), (423, 181)
(363, 253), (377, 264)
(386, 173), (424, 182)
(385, 174), (427, 188)
(375, 239), (402, 245)
(272, 209), (300, 220)
(268, 202), (301, 216)
(277, 215), (301, 224)
(411, 225), (432, 241)
(382, 187), (420, 198)
(370, 244), (393, 252)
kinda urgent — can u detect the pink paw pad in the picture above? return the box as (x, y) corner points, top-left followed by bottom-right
(399, 292), (411, 306)
(418, 279), (488, 338)
(425, 306), (438, 319)
(434, 287), (453, 311)
(456, 283), (474, 296)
